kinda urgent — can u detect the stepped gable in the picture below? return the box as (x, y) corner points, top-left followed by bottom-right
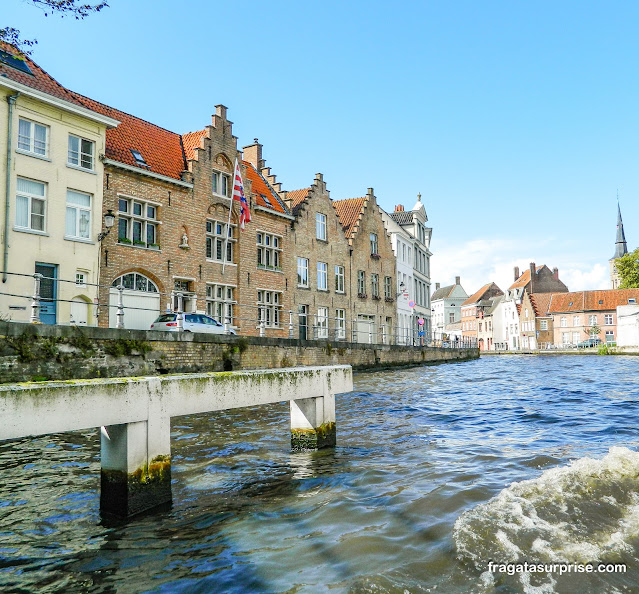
(333, 197), (366, 243)
(71, 91), (187, 180)
(243, 161), (288, 214)
(182, 129), (207, 161)
(0, 42), (88, 107)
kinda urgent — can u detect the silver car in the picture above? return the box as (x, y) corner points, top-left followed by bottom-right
(150, 313), (236, 335)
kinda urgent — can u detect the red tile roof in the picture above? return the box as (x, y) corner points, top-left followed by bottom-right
(509, 265), (544, 290)
(71, 92), (186, 181)
(333, 197), (366, 240)
(288, 188), (311, 215)
(243, 161), (287, 214)
(462, 283), (502, 306)
(0, 43), (88, 108)
(182, 130), (207, 161)
(548, 289), (639, 313)
(529, 293), (553, 317)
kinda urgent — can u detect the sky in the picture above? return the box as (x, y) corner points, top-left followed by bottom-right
(4, 0), (639, 295)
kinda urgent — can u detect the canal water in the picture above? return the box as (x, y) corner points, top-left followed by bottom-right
(2, 355), (639, 593)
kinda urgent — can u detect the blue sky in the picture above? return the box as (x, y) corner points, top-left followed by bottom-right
(5, 0), (639, 294)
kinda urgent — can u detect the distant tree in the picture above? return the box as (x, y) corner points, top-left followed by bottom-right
(617, 248), (639, 289)
(2, 1), (108, 56)
(585, 324), (601, 339)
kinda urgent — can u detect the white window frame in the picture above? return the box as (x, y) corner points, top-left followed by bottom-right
(75, 271), (88, 287)
(212, 170), (230, 198)
(257, 231), (282, 270)
(316, 213), (327, 240)
(573, 316), (581, 327)
(17, 118), (48, 157)
(206, 219), (235, 263)
(357, 270), (366, 296)
(370, 233), (378, 255)
(540, 320), (548, 331)
(605, 314), (613, 325)
(298, 257), (309, 287)
(605, 330), (615, 343)
(257, 289), (281, 328)
(335, 265), (345, 293)
(560, 317), (567, 327)
(15, 177), (46, 232)
(118, 196), (159, 248)
(335, 308), (346, 340)
(316, 307), (329, 339)
(371, 273), (379, 298)
(589, 315), (597, 326)
(206, 283), (236, 325)
(317, 261), (328, 290)
(65, 190), (92, 241)
(68, 134), (95, 171)
(384, 276), (392, 300)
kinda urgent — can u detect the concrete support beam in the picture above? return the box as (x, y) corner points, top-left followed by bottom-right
(290, 392), (336, 450)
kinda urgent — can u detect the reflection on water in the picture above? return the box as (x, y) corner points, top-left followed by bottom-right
(2, 355), (639, 592)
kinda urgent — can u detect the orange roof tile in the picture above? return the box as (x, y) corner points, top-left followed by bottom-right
(462, 283), (501, 306)
(242, 161), (287, 214)
(71, 92), (186, 181)
(182, 129), (207, 161)
(0, 43), (89, 108)
(529, 293), (553, 317)
(333, 197), (365, 240)
(548, 289), (639, 313)
(288, 188), (311, 215)
(509, 265), (544, 290)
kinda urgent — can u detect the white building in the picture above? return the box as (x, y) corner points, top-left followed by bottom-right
(386, 195), (432, 339)
(430, 277), (468, 337)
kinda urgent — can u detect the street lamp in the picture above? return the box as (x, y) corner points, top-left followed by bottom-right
(98, 209), (115, 241)
(396, 281), (405, 297)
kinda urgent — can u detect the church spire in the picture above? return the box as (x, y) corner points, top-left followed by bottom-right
(613, 199), (628, 259)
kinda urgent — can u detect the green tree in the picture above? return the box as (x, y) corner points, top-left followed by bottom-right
(616, 247), (639, 289)
(2, 1), (108, 56)
(585, 324), (601, 339)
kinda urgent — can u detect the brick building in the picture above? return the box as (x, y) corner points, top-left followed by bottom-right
(333, 190), (397, 343)
(461, 282), (503, 344)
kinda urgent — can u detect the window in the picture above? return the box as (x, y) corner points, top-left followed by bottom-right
(118, 197), (159, 248)
(131, 149), (147, 166)
(357, 270), (366, 296)
(298, 258), (309, 287)
(316, 307), (328, 339)
(68, 134), (94, 170)
(75, 271), (87, 287)
(257, 231), (282, 270)
(573, 316), (581, 327)
(316, 213), (327, 240)
(589, 315), (597, 325)
(212, 170), (230, 197)
(605, 330), (615, 343)
(207, 220), (234, 263)
(335, 309), (346, 340)
(560, 317), (567, 327)
(65, 190), (91, 240)
(257, 290), (281, 327)
(449, 313), (455, 323)
(370, 233), (378, 255)
(605, 314), (613, 325)
(317, 261), (328, 290)
(540, 320), (548, 331)
(371, 273), (379, 298)
(15, 177), (45, 232)
(562, 332), (570, 344)
(112, 273), (158, 292)
(630, 299), (637, 304)
(206, 284), (235, 324)
(174, 279), (191, 292)
(335, 265), (345, 293)
(18, 118), (48, 156)
(384, 276), (392, 299)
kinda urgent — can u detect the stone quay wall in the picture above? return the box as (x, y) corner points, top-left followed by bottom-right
(0, 322), (478, 384)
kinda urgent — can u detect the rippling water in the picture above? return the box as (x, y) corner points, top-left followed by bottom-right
(2, 355), (639, 593)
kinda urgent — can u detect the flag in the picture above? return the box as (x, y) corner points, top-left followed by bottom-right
(232, 159), (251, 230)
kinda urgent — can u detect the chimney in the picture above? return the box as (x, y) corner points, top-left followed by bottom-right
(529, 262), (536, 293)
(514, 266), (520, 281)
(395, 204), (404, 212)
(435, 282), (441, 290)
(242, 138), (263, 169)
(553, 267), (559, 280)
(215, 104), (227, 120)
(455, 276), (460, 285)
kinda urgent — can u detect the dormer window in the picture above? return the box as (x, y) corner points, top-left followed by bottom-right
(0, 49), (33, 75)
(261, 193), (272, 206)
(131, 149), (147, 167)
(599, 300), (604, 304)
(569, 302), (573, 306)
(629, 298), (637, 304)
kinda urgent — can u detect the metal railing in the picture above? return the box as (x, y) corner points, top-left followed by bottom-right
(0, 270), (477, 349)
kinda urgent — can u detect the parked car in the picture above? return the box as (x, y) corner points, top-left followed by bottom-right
(151, 313), (236, 335)
(577, 338), (602, 348)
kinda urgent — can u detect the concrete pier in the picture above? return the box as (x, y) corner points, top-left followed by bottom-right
(0, 366), (353, 518)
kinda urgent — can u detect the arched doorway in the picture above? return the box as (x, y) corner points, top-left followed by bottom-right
(109, 272), (160, 330)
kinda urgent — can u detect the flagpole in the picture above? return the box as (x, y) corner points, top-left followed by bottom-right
(222, 158), (237, 275)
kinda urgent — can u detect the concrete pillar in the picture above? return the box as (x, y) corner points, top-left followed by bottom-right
(290, 392), (336, 451)
(100, 380), (171, 517)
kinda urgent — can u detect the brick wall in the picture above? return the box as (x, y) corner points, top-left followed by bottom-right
(0, 322), (478, 384)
